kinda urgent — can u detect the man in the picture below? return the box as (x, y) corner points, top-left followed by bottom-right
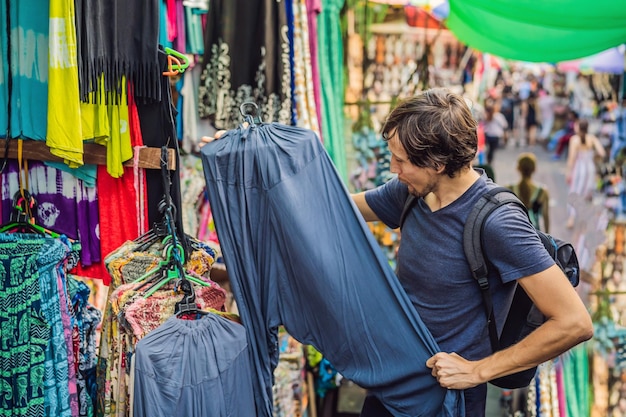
(352, 88), (592, 416)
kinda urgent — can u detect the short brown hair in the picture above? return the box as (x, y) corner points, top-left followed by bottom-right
(381, 88), (478, 177)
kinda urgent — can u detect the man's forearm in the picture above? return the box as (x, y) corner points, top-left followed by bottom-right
(473, 314), (592, 382)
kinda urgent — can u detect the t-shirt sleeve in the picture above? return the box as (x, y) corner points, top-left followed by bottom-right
(482, 203), (555, 284)
(364, 177), (409, 229)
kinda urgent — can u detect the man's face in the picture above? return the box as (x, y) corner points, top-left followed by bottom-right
(387, 133), (439, 198)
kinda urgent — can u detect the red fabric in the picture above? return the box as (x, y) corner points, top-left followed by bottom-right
(71, 87), (149, 285)
(71, 166), (148, 285)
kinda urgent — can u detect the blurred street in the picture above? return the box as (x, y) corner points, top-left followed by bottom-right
(491, 140), (610, 273)
(491, 143), (570, 237)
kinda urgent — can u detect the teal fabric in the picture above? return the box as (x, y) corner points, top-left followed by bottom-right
(318, 0), (348, 183)
(44, 162), (98, 188)
(0, 0), (49, 140)
(184, 6), (204, 55)
(447, 0), (626, 62)
(562, 343), (590, 417)
(158, 0), (173, 49)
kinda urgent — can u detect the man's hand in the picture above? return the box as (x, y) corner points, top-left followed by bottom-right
(426, 352), (483, 390)
(199, 130), (227, 147)
(199, 122), (249, 147)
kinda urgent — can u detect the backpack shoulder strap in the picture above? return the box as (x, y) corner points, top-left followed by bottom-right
(399, 194), (417, 230)
(462, 187), (527, 351)
(463, 187), (526, 282)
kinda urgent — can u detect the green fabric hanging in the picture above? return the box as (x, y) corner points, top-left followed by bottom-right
(562, 342), (591, 417)
(318, 0), (348, 183)
(446, 0), (626, 62)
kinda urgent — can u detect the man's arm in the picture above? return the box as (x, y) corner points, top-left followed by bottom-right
(426, 264), (593, 389)
(352, 192), (380, 222)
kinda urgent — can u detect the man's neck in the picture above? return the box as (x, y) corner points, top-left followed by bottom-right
(424, 167), (480, 211)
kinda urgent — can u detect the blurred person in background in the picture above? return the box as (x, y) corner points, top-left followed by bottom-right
(483, 103), (508, 165)
(507, 152), (550, 233)
(499, 85), (517, 146)
(537, 85), (556, 146)
(566, 118), (606, 228)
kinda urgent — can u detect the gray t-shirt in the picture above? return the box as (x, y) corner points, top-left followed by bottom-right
(365, 171), (555, 415)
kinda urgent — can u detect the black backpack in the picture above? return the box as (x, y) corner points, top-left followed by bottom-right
(399, 187), (579, 389)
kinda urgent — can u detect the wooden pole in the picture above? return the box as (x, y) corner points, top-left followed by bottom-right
(0, 139), (177, 170)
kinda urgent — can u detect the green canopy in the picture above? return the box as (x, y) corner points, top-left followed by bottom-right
(446, 0), (626, 62)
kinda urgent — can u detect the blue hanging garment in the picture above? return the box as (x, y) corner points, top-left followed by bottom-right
(200, 122), (465, 417)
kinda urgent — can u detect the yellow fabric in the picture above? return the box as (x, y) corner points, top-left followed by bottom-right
(47, 0), (83, 167)
(103, 78), (133, 178)
(80, 79), (110, 142)
(80, 75), (133, 178)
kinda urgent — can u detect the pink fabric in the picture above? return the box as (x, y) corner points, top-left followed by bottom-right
(124, 283), (227, 339)
(197, 201), (219, 245)
(167, 0), (177, 42)
(175, 0), (186, 52)
(306, 0), (323, 142)
(556, 361), (567, 417)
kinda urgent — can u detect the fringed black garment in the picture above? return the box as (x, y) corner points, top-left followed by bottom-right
(197, 0), (292, 129)
(74, 0), (161, 103)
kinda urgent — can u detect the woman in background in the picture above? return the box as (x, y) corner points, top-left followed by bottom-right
(508, 152), (550, 233)
(483, 104), (508, 165)
(566, 118), (606, 228)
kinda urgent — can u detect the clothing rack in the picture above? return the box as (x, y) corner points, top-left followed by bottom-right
(0, 139), (177, 170)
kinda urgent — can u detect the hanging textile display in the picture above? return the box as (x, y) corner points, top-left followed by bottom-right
(74, 0), (161, 103)
(1, 160), (101, 267)
(200, 122), (463, 417)
(0, 0), (49, 141)
(0, 233), (102, 417)
(95, 235), (226, 417)
(317, 0), (348, 182)
(289, 0), (321, 138)
(47, 0), (83, 168)
(197, 0), (292, 130)
(305, 0), (323, 139)
(67, 276), (102, 417)
(562, 344), (591, 417)
(132, 313), (255, 417)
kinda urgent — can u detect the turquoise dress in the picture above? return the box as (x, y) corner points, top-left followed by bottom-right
(318, 0), (348, 183)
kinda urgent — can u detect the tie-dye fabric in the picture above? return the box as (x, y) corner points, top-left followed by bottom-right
(0, 0), (50, 140)
(0, 161), (100, 267)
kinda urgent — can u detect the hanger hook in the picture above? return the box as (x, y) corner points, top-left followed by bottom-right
(239, 102), (262, 125)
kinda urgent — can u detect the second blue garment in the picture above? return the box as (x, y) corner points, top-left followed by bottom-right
(200, 123), (465, 417)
